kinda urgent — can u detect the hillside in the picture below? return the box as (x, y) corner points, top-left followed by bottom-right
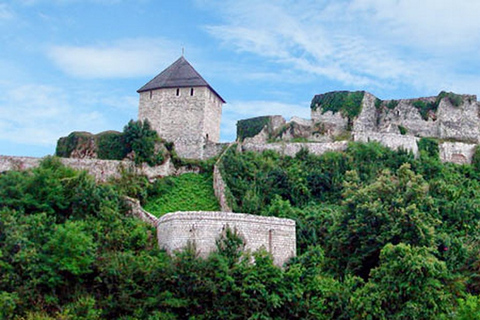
(2, 143), (480, 318)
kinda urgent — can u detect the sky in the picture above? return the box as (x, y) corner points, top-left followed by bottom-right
(2, 0), (480, 157)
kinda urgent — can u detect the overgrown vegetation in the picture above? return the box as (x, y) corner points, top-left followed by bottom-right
(412, 91), (464, 120)
(310, 91), (365, 123)
(5, 140), (480, 318)
(236, 116), (271, 141)
(56, 120), (165, 166)
(96, 131), (127, 160)
(386, 99), (399, 110)
(144, 173), (220, 216)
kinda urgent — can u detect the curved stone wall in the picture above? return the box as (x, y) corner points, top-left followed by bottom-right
(157, 211), (296, 266)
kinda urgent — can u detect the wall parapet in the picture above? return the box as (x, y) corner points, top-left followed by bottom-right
(157, 211), (296, 267)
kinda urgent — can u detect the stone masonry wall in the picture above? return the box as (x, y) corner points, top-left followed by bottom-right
(213, 164), (232, 212)
(353, 132), (420, 156)
(139, 86), (222, 159)
(439, 141), (477, 164)
(242, 141), (348, 157)
(0, 156), (185, 182)
(157, 211), (296, 267)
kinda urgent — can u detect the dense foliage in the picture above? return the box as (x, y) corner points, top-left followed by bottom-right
(236, 116), (271, 141)
(310, 91), (365, 129)
(55, 120), (165, 165)
(4, 140), (480, 318)
(55, 131), (96, 158)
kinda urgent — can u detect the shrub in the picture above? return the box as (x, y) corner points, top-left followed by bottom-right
(96, 131), (128, 160)
(123, 120), (163, 166)
(418, 137), (439, 158)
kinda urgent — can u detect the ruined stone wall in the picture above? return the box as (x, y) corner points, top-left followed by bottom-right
(439, 141), (477, 165)
(203, 142), (229, 159)
(310, 110), (348, 136)
(139, 87), (223, 159)
(0, 156), (186, 182)
(353, 132), (420, 156)
(157, 211), (296, 266)
(213, 164), (232, 212)
(242, 141), (348, 157)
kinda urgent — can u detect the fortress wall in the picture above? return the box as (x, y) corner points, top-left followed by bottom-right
(213, 163), (232, 212)
(439, 142), (477, 165)
(203, 89), (223, 143)
(0, 156), (179, 182)
(353, 132), (419, 156)
(157, 211), (296, 266)
(242, 141), (348, 157)
(203, 142), (229, 159)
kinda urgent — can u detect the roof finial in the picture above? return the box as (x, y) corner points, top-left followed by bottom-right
(182, 47), (185, 56)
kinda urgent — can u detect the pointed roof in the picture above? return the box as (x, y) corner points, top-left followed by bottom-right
(137, 56), (225, 103)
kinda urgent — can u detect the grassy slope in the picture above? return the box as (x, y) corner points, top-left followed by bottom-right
(144, 173), (220, 216)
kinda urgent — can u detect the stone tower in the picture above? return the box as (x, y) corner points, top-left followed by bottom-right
(137, 56), (225, 159)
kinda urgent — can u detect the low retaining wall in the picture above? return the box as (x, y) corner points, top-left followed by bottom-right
(157, 211), (296, 266)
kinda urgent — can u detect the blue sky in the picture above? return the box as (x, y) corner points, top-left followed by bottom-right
(2, 0), (480, 157)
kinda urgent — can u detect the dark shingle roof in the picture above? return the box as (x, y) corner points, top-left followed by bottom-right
(137, 56), (225, 103)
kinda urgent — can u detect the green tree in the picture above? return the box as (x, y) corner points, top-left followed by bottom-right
(123, 119), (163, 166)
(326, 164), (437, 278)
(351, 243), (453, 319)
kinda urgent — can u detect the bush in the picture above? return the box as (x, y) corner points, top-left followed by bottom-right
(123, 120), (164, 166)
(96, 131), (127, 160)
(418, 137), (439, 158)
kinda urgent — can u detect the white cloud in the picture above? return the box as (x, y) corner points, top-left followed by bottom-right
(220, 100), (310, 141)
(47, 38), (179, 78)
(204, 0), (480, 95)
(349, 0), (480, 50)
(0, 84), (109, 147)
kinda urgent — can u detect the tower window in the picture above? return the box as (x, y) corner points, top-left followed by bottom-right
(190, 88), (194, 96)
(176, 88), (180, 96)
(149, 91), (152, 99)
